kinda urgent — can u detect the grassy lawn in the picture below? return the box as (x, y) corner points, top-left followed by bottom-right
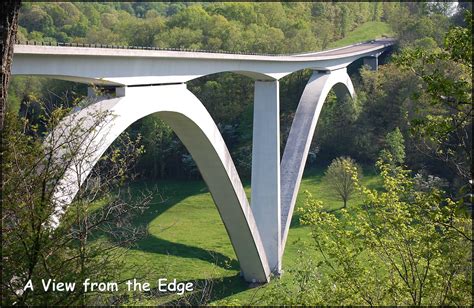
(103, 167), (381, 305)
(328, 21), (394, 49)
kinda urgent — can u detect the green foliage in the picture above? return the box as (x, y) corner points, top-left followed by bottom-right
(328, 21), (393, 48)
(17, 2), (394, 53)
(1, 101), (150, 305)
(379, 127), (405, 166)
(394, 10), (472, 181)
(313, 91), (361, 162)
(137, 115), (175, 179)
(323, 157), (362, 208)
(265, 159), (472, 306)
(387, 3), (451, 47)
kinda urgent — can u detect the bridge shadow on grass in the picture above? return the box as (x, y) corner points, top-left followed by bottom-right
(134, 235), (239, 271)
(105, 180), (240, 271)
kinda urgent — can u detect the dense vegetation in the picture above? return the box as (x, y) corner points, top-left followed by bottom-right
(3, 1), (472, 306)
(16, 2), (391, 52)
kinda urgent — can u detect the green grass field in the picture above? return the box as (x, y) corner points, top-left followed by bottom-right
(104, 167), (381, 305)
(328, 21), (394, 49)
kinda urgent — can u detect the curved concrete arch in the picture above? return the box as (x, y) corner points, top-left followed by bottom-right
(333, 81), (355, 100)
(49, 84), (270, 283)
(280, 68), (355, 254)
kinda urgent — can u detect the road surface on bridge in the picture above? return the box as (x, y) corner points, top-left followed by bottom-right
(12, 38), (395, 86)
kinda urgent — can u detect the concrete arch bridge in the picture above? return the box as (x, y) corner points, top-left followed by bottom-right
(12, 39), (395, 283)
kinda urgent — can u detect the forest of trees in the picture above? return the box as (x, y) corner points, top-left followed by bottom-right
(16, 2), (390, 51)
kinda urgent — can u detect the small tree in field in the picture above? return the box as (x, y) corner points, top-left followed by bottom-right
(323, 157), (361, 208)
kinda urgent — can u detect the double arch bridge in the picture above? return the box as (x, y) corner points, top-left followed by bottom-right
(12, 39), (395, 283)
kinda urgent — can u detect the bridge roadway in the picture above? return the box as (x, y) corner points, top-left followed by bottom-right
(12, 38), (395, 86)
(11, 39), (395, 283)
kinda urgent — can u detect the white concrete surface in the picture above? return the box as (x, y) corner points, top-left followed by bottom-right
(48, 84), (271, 283)
(251, 81), (281, 274)
(280, 69), (355, 255)
(12, 39), (395, 85)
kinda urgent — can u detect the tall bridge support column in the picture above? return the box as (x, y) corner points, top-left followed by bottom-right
(251, 80), (281, 275)
(363, 56), (378, 71)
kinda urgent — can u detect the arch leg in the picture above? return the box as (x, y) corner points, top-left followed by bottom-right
(49, 84), (271, 283)
(280, 68), (355, 254)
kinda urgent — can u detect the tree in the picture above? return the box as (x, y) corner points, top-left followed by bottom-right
(1, 97), (153, 305)
(357, 61), (423, 159)
(1, 0), (21, 131)
(379, 127), (405, 167)
(387, 3), (450, 48)
(139, 115), (174, 179)
(262, 158), (472, 305)
(394, 10), (472, 183)
(314, 91), (360, 162)
(323, 157), (361, 208)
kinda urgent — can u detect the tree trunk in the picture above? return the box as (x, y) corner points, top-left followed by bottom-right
(1, 0), (21, 131)
(1, 3), (21, 258)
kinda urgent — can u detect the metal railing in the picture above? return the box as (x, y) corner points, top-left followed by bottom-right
(18, 40), (289, 56)
(17, 39), (393, 57)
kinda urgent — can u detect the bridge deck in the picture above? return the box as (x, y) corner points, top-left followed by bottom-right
(14, 38), (395, 61)
(12, 38), (395, 85)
